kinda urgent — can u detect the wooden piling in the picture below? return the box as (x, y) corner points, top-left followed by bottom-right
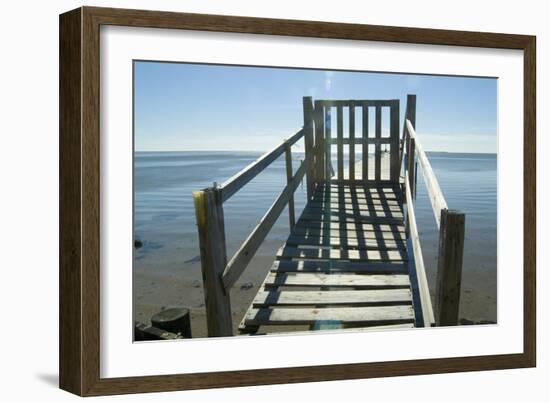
(193, 188), (233, 337)
(435, 209), (465, 326)
(314, 100), (325, 183)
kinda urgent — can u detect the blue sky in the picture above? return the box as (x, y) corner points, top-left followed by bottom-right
(134, 61), (497, 153)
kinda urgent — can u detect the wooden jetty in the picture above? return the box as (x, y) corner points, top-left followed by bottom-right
(193, 95), (465, 337)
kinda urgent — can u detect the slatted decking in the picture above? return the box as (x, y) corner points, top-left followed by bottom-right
(239, 182), (417, 334)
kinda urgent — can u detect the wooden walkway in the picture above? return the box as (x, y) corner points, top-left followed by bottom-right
(194, 95), (465, 337)
(239, 181), (416, 334)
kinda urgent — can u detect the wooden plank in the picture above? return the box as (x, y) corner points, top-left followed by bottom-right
(270, 260), (408, 274)
(317, 99), (399, 108)
(243, 322), (415, 335)
(407, 136), (416, 198)
(337, 105), (344, 179)
(404, 172), (435, 327)
(220, 127), (304, 202)
(243, 305), (415, 326)
(349, 106), (355, 181)
(284, 141), (295, 230)
(303, 96), (315, 200)
(308, 198), (401, 208)
(291, 226), (406, 241)
(328, 137), (392, 145)
(435, 209), (465, 326)
(299, 210), (404, 224)
(265, 272), (410, 288)
(293, 221), (405, 235)
(252, 289), (412, 307)
(192, 188), (233, 336)
(362, 104), (369, 180)
(305, 202), (403, 212)
(406, 119), (448, 228)
(390, 102), (400, 181)
(286, 234), (406, 250)
(222, 159), (308, 289)
(399, 95), (416, 175)
(325, 107), (332, 180)
(301, 207), (404, 221)
(277, 246), (408, 262)
(375, 105), (382, 181)
(314, 100), (325, 182)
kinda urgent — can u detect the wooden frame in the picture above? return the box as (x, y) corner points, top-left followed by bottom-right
(59, 6), (536, 396)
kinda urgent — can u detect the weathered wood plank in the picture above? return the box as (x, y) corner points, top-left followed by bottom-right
(375, 105), (382, 181)
(220, 127), (305, 202)
(349, 106), (355, 181)
(243, 305), (415, 326)
(325, 107), (332, 180)
(290, 227), (406, 242)
(301, 207), (404, 221)
(265, 272), (410, 288)
(222, 159), (308, 289)
(270, 260), (408, 274)
(293, 221), (405, 235)
(277, 246), (408, 262)
(286, 234), (406, 249)
(305, 202), (403, 213)
(299, 210), (404, 224)
(193, 188), (233, 336)
(308, 198), (401, 208)
(252, 289), (412, 307)
(303, 96), (315, 200)
(314, 100), (325, 182)
(390, 102), (400, 181)
(362, 104), (369, 180)
(337, 105), (344, 179)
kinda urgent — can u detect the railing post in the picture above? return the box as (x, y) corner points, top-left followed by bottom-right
(193, 187), (233, 336)
(407, 136), (416, 197)
(284, 141), (296, 230)
(313, 100), (325, 183)
(435, 209), (466, 326)
(303, 96), (315, 200)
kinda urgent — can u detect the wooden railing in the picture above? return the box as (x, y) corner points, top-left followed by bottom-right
(192, 97), (316, 336)
(402, 95), (466, 326)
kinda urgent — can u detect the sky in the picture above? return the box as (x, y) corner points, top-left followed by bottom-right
(134, 61), (497, 153)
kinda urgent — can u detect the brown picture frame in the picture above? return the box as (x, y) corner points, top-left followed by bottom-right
(59, 6), (536, 396)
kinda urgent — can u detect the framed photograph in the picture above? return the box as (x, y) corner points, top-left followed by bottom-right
(59, 6), (536, 396)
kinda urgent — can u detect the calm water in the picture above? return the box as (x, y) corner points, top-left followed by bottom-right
(134, 151), (497, 321)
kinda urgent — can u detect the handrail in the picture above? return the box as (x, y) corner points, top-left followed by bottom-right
(404, 171), (435, 327)
(221, 154), (310, 289)
(405, 119), (448, 229)
(219, 124), (308, 203)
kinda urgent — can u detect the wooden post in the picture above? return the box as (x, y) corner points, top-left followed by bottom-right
(389, 101), (400, 182)
(399, 95), (416, 173)
(314, 100), (325, 183)
(284, 141), (295, 230)
(362, 104), (369, 180)
(193, 187), (233, 336)
(303, 96), (315, 200)
(435, 209), (465, 326)
(325, 107), (332, 180)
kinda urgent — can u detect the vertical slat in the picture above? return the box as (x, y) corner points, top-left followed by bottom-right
(407, 137), (416, 198)
(337, 105), (344, 180)
(399, 95), (417, 173)
(349, 106), (355, 181)
(375, 105), (382, 181)
(193, 188), (233, 337)
(284, 142), (295, 229)
(325, 107), (332, 180)
(435, 209), (466, 326)
(362, 104), (369, 180)
(303, 96), (315, 200)
(390, 102), (400, 182)
(314, 100), (325, 183)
